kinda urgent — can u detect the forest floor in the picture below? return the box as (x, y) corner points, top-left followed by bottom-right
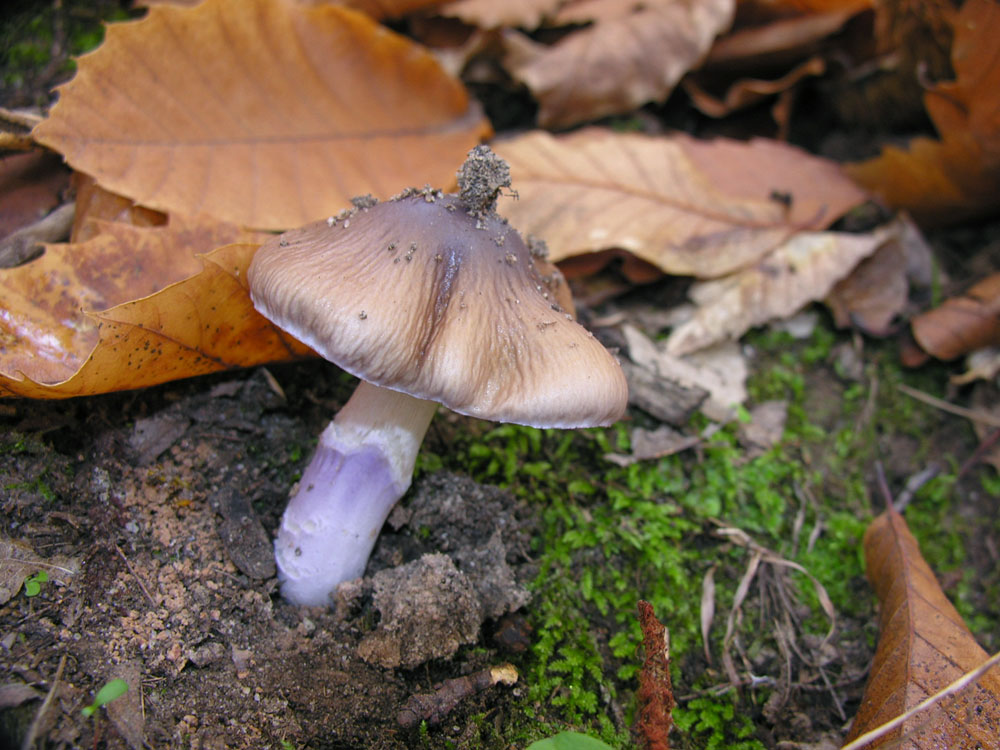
(1, 2), (999, 750)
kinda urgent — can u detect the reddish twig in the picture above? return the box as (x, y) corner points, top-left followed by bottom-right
(636, 601), (674, 750)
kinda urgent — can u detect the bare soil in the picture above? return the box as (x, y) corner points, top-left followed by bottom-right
(1, 364), (543, 749)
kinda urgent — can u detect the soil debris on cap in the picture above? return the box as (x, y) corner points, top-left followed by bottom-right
(457, 144), (514, 216)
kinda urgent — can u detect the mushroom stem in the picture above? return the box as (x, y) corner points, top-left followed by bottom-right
(275, 380), (437, 606)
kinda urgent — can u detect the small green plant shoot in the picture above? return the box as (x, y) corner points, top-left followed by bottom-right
(81, 678), (129, 717)
(23, 570), (48, 597)
(526, 731), (614, 750)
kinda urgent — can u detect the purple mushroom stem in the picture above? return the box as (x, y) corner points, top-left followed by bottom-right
(274, 380), (437, 606)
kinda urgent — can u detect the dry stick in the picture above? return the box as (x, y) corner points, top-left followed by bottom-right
(896, 383), (1000, 429)
(114, 544), (157, 607)
(957, 426), (1000, 482)
(636, 601), (674, 750)
(840, 649), (1000, 750)
(21, 653), (67, 750)
(893, 464), (941, 512)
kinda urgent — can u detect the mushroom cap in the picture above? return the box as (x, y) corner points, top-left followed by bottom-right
(247, 191), (627, 428)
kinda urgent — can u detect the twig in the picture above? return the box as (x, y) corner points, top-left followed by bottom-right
(873, 461), (894, 511)
(22, 653), (66, 750)
(957, 427), (1000, 482)
(0, 202), (75, 268)
(893, 464), (941, 512)
(114, 544), (157, 607)
(636, 601), (674, 750)
(841, 649), (1000, 750)
(896, 383), (1000, 428)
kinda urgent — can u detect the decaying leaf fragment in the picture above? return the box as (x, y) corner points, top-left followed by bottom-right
(0, 219), (266, 391)
(33, 0), (490, 230)
(845, 0), (1000, 226)
(911, 273), (1000, 361)
(846, 508), (1000, 747)
(0, 537), (79, 605)
(623, 324), (746, 422)
(503, 0), (735, 128)
(0, 242), (315, 399)
(493, 128), (867, 279)
(665, 223), (898, 355)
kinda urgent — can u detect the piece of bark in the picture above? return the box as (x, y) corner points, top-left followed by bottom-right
(213, 486), (276, 580)
(622, 360), (707, 426)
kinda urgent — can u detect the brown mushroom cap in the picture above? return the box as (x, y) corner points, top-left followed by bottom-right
(248, 191), (627, 428)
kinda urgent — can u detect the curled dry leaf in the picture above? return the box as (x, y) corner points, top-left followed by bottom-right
(665, 223), (898, 355)
(493, 128), (867, 278)
(846, 508), (1000, 747)
(70, 174), (166, 243)
(0, 219), (264, 390)
(682, 56), (826, 120)
(825, 215), (934, 337)
(845, 0), (1000, 226)
(0, 237), (313, 399)
(0, 537), (79, 605)
(910, 272), (1000, 361)
(623, 324), (746, 422)
(33, 0), (490, 230)
(503, 0), (735, 128)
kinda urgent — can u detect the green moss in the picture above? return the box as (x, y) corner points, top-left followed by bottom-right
(1, 1), (134, 97)
(417, 317), (996, 748)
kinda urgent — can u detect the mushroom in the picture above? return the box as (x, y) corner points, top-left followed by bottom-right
(248, 146), (627, 606)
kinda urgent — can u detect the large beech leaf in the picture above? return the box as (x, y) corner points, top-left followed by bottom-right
(664, 224), (896, 356)
(492, 128), (867, 278)
(0, 220), (315, 398)
(846, 508), (1000, 747)
(32, 0), (490, 230)
(503, 0), (735, 128)
(845, 0), (1000, 226)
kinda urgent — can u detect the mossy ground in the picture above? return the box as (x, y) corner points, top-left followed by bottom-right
(414, 316), (998, 749)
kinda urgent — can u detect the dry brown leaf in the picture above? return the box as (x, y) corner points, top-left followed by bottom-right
(705, 7), (861, 66)
(33, 0), (490, 230)
(623, 324), (747, 422)
(911, 273), (1000, 361)
(825, 238), (908, 337)
(70, 174), (167, 243)
(845, 0), (1000, 226)
(335, 0), (451, 19)
(845, 508), (1000, 747)
(0, 241), (314, 399)
(682, 56), (826, 119)
(0, 537), (79, 605)
(604, 424), (702, 466)
(665, 224), (896, 356)
(826, 215), (934, 337)
(0, 217), (281, 395)
(493, 128), (868, 278)
(502, 0), (734, 128)
(442, 0), (560, 30)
